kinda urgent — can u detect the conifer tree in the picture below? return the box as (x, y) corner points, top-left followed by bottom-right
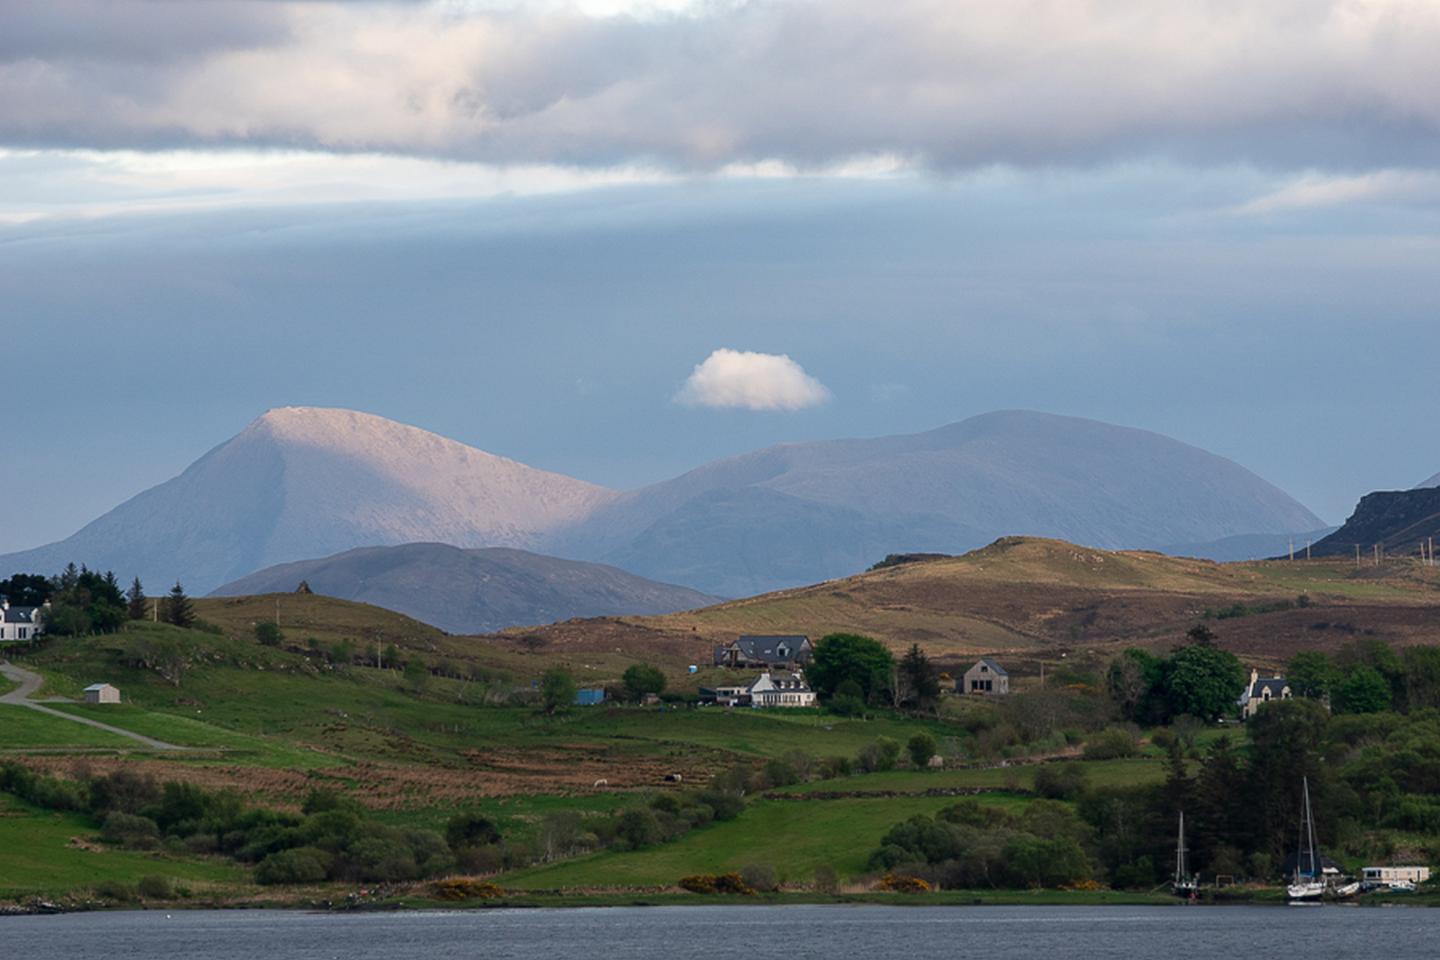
(165, 581), (195, 629)
(127, 578), (148, 620)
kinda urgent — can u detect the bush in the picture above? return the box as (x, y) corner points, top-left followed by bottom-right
(615, 808), (664, 849)
(1083, 727), (1138, 760)
(679, 873), (756, 896)
(621, 664), (667, 702)
(740, 863), (779, 893)
(857, 737), (902, 773)
(430, 877), (504, 901)
(907, 732), (938, 769)
(95, 880), (138, 902)
(255, 846), (332, 885)
(255, 622), (283, 647)
(878, 873), (931, 893)
(446, 812), (501, 850)
(137, 875), (175, 900)
(1033, 763), (1089, 801)
(813, 865), (840, 894)
(102, 812), (162, 849)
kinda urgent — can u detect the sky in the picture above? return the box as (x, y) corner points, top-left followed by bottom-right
(3, 0), (1440, 552)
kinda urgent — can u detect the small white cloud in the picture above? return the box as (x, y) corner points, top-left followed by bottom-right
(1231, 170), (1440, 216)
(676, 348), (831, 412)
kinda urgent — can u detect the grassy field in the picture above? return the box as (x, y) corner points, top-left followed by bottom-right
(0, 794), (246, 898)
(0, 705), (139, 750)
(771, 757), (1170, 796)
(504, 792), (1030, 890)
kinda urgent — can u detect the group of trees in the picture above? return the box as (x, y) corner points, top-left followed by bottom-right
(2, 565), (196, 637)
(1287, 638), (1440, 716)
(1106, 629), (1247, 724)
(808, 634), (941, 714)
(0, 764), (471, 886)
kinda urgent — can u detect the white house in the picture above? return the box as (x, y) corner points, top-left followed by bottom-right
(1238, 669), (1291, 719)
(747, 671), (816, 708)
(1362, 866), (1430, 889)
(701, 671), (816, 708)
(0, 600), (45, 643)
(83, 683), (121, 704)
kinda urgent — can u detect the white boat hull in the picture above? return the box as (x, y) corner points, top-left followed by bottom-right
(1287, 881), (1324, 901)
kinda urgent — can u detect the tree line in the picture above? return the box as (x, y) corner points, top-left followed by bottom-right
(1, 567), (196, 636)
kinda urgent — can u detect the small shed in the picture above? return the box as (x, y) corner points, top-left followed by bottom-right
(83, 683), (121, 704)
(960, 658), (1009, 695)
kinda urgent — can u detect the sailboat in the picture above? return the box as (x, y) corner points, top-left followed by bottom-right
(1287, 777), (1325, 902)
(1172, 811), (1199, 898)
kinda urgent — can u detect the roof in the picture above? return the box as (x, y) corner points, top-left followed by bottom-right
(83, 683), (116, 692)
(1247, 677), (1288, 699)
(732, 635), (811, 661)
(2, 606), (38, 624)
(969, 657), (1008, 676)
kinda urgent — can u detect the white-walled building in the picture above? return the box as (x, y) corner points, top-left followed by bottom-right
(1239, 669), (1291, 719)
(0, 600), (45, 643)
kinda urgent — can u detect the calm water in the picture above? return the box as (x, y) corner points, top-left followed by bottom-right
(3, 905), (1437, 959)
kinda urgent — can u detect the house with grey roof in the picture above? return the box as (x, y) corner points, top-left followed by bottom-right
(1239, 669), (1291, 719)
(700, 671), (815, 708)
(0, 600), (45, 643)
(713, 635), (812, 670)
(960, 658), (1009, 695)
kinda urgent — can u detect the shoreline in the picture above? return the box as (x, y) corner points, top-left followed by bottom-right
(6, 887), (1433, 915)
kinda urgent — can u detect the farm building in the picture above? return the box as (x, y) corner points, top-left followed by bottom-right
(83, 683), (121, 704)
(573, 688), (606, 707)
(960, 658), (1009, 695)
(713, 635), (813, 669)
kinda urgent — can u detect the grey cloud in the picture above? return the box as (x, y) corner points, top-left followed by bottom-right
(1, 0), (1439, 170)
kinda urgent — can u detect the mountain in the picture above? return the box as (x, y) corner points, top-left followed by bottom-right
(554, 410), (1324, 595)
(1161, 528), (1338, 563)
(0, 408), (616, 594)
(1308, 488), (1440, 560)
(486, 537), (1440, 675)
(1, 407), (1322, 599)
(210, 543), (717, 634)
(1417, 472), (1440, 489)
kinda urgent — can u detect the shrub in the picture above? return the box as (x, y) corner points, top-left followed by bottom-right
(857, 737), (902, 773)
(679, 873), (756, 896)
(615, 808), (664, 849)
(621, 664), (667, 702)
(446, 812), (501, 850)
(102, 812), (162, 849)
(137, 875), (175, 900)
(255, 622), (283, 647)
(1083, 726), (1138, 760)
(740, 863), (779, 893)
(255, 846), (332, 885)
(1033, 763), (1089, 801)
(878, 873), (931, 894)
(907, 732), (938, 769)
(95, 880), (138, 902)
(430, 877), (504, 901)
(813, 865), (840, 894)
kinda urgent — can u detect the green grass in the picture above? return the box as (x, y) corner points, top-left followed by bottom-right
(0, 794), (246, 898)
(504, 792), (1027, 890)
(771, 757), (1170, 795)
(0, 704), (139, 749)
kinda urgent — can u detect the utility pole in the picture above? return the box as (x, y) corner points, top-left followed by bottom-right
(275, 598), (280, 627)
(1289, 539), (1295, 562)
(1306, 540), (1312, 561)
(1356, 544), (1362, 569)
(152, 598), (158, 622)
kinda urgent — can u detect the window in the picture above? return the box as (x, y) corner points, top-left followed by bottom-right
(17, 628), (27, 640)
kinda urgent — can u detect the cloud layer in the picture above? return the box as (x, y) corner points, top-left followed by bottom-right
(677, 349), (831, 411)
(3, 1), (1440, 172)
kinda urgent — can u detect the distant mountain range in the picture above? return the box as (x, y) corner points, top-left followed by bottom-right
(1308, 488), (1440, 561)
(1417, 472), (1440, 489)
(210, 543), (717, 634)
(0, 406), (1325, 598)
